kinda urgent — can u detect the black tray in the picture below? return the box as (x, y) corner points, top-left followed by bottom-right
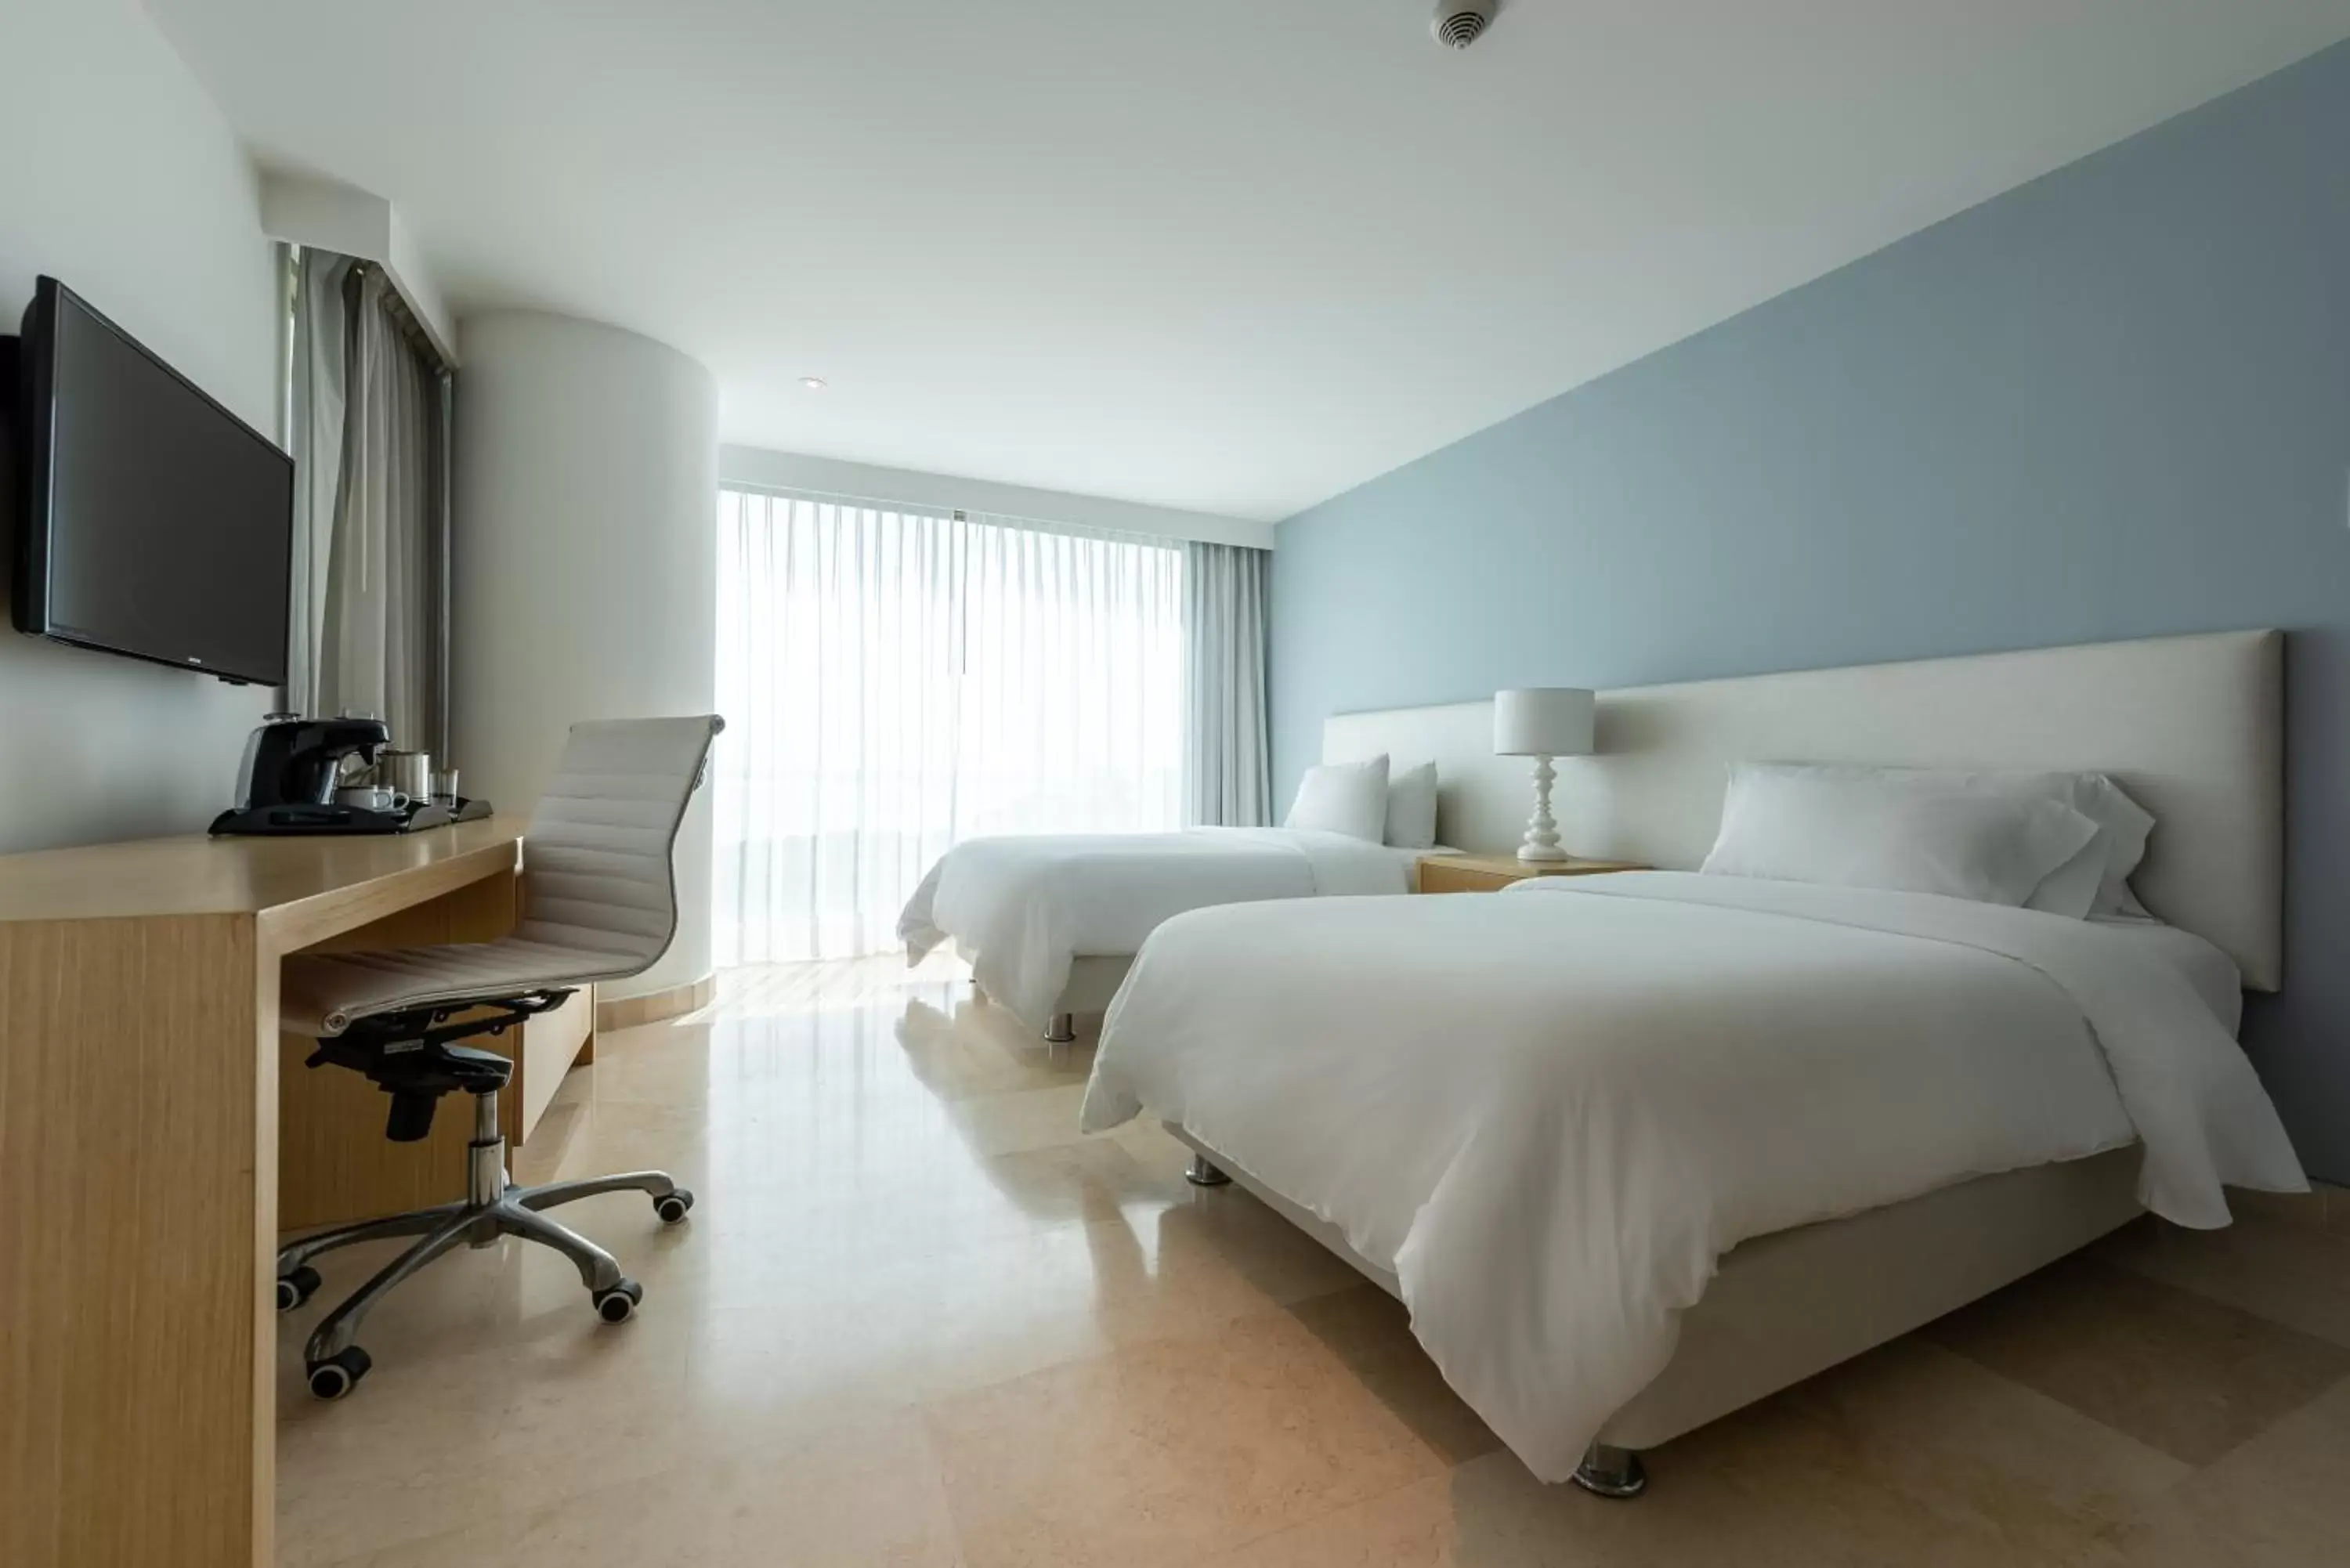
(208, 797), (490, 836)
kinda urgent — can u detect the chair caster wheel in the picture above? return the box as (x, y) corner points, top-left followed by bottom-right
(653, 1190), (694, 1223)
(594, 1279), (643, 1323)
(306, 1346), (372, 1400)
(277, 1264), (322, 1313)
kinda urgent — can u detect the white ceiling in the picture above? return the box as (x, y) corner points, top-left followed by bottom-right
(149, 1), (2350, 522)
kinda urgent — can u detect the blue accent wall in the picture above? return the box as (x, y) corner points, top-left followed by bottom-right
(1270, 42), (2350, 1180)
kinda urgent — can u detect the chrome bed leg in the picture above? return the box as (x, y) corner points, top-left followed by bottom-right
(1185, 1154), (1232, 1187)
(1573, 1443), (1647, 1499)
(1043, 1013), (1076, 1044)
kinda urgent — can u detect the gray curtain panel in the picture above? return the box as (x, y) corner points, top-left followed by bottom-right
(1181, 540), (1272, 826)
(290, 255), (445, 749)
(286, 248), (352, 720)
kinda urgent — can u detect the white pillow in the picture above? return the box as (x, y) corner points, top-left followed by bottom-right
(1701, 763), (2100, 907)
(1285, 755), (1391, 842)
(1928, 770), (2153, 917)
(2022, 777), (2154, 919)
(2024, 836), (2110, 921)
(2075, 775), (2157, 916)
(1721, 763), (2154, 919)
(1384, 761), (1439, 849)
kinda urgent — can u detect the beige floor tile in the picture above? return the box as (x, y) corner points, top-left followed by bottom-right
(277, 1311), (696, 1566)
(560, 1020), (720, 1107)
(516, 1099), (712, 1190)
(2110, 1376), (2350, 1566)
(2222, 1185), (2336, 1232)
(1923, 1253), (2350, 1465)
(1280, 1287), (1502, 1466)
(1212, 1335), (2184, 1568)
(944, 1081), (1095, 1158)
(2094, 1210), (2350, 1350)
(1156, 1186), (1375, 1307)
(893, 996), (1097, 1101)
(1105, 1113), (1202, 1180)
(346, 1409), (962, 1568)
(664, 1137), (1191, 1296)
(1781, 1336), (2189, 1545)
(663, 1206), (1371, 1447)
(922, 1304), (1452, 1568)
(1205, 1350), (2167, 1568)
(1197, 1473), (1469, 1568)
(710, 948), (971, 1018)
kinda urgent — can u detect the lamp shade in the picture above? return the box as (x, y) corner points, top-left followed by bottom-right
(1493, 688), (1595, 757)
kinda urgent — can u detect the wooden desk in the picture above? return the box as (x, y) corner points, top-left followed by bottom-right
(0, 818), (561, 1568)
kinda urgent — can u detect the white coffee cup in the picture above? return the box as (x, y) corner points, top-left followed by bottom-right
(335, 785), (408, 812)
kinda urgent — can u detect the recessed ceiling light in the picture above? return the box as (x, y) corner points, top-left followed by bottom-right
(799, 376), (827, 390)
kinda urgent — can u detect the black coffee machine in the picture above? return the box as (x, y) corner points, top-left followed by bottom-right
(210, 715), (453, 836)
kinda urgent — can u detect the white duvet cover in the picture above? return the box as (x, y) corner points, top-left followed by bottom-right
(898, 827), (1421, 1028)
(1080, 871), (2305, 1483)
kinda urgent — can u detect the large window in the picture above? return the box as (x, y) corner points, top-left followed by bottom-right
(713, 489), (1184, 963)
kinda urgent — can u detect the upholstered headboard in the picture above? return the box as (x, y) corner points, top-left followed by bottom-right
(1323, 630), (2283, 990)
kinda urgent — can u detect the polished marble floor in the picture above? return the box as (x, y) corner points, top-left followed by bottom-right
(277, 955), (2350, 1566)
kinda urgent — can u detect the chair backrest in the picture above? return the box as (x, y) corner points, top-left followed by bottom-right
(515, 715), (724, 972)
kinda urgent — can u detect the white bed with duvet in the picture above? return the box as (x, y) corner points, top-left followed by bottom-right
(1079, 630), (2308, 1498)
(898, 755), (1447, 1035)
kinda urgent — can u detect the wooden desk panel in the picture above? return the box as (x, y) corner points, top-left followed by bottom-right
(0, 815), (530, 927)
(0, 912), (270, 1568)
(0, 822), (531, 1568)
(293, 859), (519, 956)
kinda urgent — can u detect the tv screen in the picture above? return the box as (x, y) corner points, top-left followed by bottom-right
(10, 276), (293, 686)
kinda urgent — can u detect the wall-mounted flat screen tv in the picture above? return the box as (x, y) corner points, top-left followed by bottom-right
(9, 276), (293, 686)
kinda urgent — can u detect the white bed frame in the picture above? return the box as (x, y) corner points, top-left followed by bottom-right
(1173, 629), (2283, 1495)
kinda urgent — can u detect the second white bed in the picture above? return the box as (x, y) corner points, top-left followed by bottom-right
(898, 826), (1434, 1030)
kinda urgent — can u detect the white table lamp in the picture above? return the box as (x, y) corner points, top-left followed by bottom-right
(1494, 688), (1596, 862)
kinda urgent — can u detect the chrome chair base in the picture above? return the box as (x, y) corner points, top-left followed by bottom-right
(1043, 1012), (1077, 1043)
(276, 1087), (691, 1400)
(1571, 1443), (1648, 1499)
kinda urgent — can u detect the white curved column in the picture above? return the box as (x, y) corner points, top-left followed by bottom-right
(452, 310), (718, 999)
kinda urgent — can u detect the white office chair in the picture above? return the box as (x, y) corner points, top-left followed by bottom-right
(276, 714), (722, 1400)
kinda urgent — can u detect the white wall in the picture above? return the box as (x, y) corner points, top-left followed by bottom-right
(258, 171), (458, 367)
(0, 0), (281, 853)
(453, 311), (719, 997)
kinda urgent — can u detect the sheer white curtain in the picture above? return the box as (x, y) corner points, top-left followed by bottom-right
(714, 490), (1184, 963)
